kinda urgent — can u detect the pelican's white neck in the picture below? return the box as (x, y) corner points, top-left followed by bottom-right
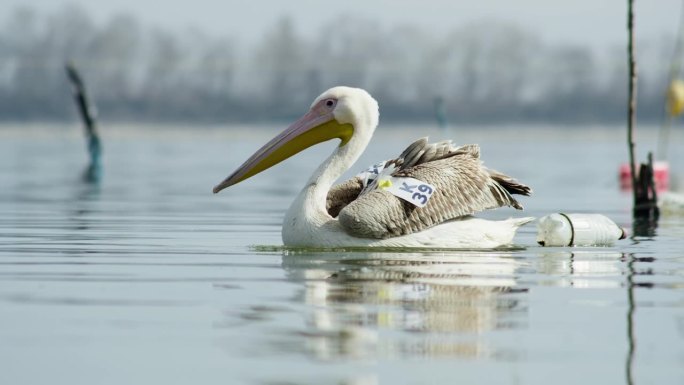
(282, 128), (373, 244)
(314, 140), (364, 204)
(282, 86), (379, 245)
(289, 135), (365, 217)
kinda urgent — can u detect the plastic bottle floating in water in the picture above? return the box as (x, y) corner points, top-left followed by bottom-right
(536, 213), (627, 247)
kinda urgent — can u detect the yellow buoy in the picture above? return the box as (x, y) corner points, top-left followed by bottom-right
(667, 79), (684, 116)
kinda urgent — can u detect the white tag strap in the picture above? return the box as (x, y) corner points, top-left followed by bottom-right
(356, 160), (387, 188)
(376, 176), (436, 208)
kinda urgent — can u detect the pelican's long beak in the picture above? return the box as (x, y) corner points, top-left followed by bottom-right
(213, 108), (353, 193)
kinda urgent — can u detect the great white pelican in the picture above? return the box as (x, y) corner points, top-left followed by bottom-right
(213, 86), (533, 248)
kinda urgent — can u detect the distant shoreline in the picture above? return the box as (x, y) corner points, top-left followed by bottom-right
(0, 121), (665, 142)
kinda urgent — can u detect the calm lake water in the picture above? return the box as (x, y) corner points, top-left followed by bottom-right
(1, 124), (683, 385)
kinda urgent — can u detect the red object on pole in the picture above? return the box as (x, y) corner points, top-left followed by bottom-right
(619, 161), (670, 192)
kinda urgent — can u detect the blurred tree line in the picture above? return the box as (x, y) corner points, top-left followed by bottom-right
(0, 4), (674, 124)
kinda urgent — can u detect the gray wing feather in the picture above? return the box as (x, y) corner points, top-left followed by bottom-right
(326, 177), (364, 218)
(487, 169), (532, 197)
(326, 137), (440, 217)
(335, 138), (531, 239)
(398, 137), (466, 168)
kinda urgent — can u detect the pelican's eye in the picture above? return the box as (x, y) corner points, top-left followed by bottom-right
(325, 99), (336, 108)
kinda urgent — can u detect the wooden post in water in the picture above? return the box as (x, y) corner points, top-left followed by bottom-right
(65, 62), (102, 183)
(626, 0), (659, 231)
(433, 96), (448, 133)
(627, 0), (638, 196)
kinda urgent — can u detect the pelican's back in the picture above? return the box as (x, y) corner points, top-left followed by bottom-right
(327, 138), (531, 239)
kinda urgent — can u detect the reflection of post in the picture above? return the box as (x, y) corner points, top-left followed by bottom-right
(625, 253), (636, 385)
(65, 62), (102, 183)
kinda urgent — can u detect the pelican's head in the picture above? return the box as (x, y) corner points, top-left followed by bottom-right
(213, 86), (379, 193)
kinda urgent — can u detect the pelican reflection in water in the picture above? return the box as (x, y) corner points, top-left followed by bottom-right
(279, 251), (528, 360)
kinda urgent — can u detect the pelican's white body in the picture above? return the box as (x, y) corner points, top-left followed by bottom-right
(284, 200), (533, 248)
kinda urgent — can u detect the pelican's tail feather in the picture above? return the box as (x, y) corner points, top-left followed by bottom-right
(488, 170), (533, 197)
(508, 216), (535, 228)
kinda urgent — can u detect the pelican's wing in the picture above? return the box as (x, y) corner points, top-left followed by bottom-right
(326, 176), (364, 218)
(336, 138), (532, 239)
(326, 138), (457, 217)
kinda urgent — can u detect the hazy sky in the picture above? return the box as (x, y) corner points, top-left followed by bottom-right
(3, 0), (682, 48)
